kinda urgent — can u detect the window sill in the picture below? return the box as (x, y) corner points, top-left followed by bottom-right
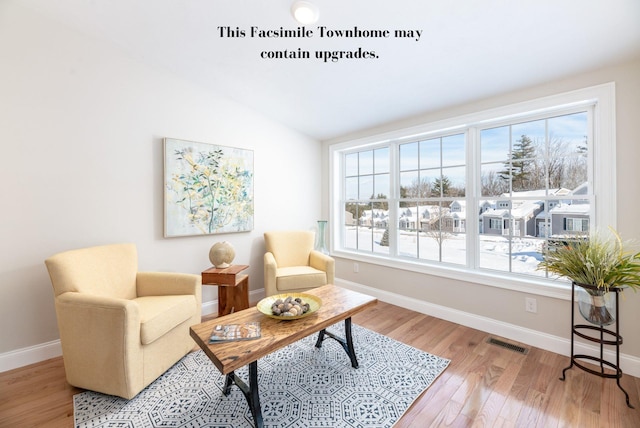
(332, 249), (572, 301)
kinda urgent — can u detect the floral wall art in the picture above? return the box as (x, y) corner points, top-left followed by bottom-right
(164, 138), (254, 237)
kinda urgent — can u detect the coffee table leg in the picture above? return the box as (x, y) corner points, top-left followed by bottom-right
(223, 372), (234, 395)
(222, 362), (263, 428)
(314, 317), (359, 368)
(344, 317), (358, 368)
(314, 329), (326, 347)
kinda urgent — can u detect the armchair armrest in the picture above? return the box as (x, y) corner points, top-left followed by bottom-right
(55, 292), (144, 396)
(310, 250), (335, 284)
(264, 252), (278, 296)
(55, 292), (140, 341)
(136, 272), (201, 298)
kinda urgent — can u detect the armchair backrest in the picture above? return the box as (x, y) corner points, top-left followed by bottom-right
(264, 230), (315, 268)
(45, 243), (138, 299)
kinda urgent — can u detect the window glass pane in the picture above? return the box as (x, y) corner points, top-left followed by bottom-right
(548, 112), (587, 153)
(357, 203), (373, 251)
(372, 202), (389, 255)
(481, 163), (509, 197)
(442, 134), (465, 167)
(399, 142), (419, 171)
(419, 138), (440, 169)
(547, 113), (588, 190)
(479, 234), (510, 272)
(398, 202), (419, 258)
(373, 173), (389, 199)
(512, 119), (545, 147)
(443, 201), (466, 265)
(359, 151), (373, 175)
(420, 170), (440, 197)
(418, 202), (441, 262)
(511, 238), (544, 276)
(345, 177), (358, 200)
(481, 126), (510, 163)
(441, 166), (466, 197)
(506, 134), (541, 192)
(345, 153), (358, 177)
(548, 148), (588, 190)
(359, 175), (373, 199)
(441, 234), (465, 265)
(374, 147), (390, 173)
(343, 202), (360, 250)
(400, 170), (420, 198)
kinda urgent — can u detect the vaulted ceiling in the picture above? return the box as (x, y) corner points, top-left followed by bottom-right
(18, 0), (640, 140)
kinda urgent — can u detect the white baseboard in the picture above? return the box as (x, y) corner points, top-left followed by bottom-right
(336, 278), (640, 378)
(0, 340), (62, 373)
(1, 289), (269, 373)
(3, 285), (639, 378)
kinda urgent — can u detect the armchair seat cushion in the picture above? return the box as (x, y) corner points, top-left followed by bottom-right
(276, 266), (328, 292)
(136, 295), (196, 345)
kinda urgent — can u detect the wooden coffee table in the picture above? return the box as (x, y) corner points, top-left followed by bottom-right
(190, 284), (377, 428)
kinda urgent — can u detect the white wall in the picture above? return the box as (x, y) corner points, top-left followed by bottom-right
(324, 58), (640, 368)
(0, 2), (321, 367)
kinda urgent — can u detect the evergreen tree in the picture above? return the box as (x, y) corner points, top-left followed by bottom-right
(500, 135), (536, 191)
(380, 228), (389, 246)
(431, 176), (451, 197)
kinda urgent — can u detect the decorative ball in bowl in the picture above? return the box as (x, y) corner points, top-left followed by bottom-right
(257, 293), (322, 320)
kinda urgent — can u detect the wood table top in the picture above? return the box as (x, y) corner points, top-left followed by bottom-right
(190, 284), (377, 374)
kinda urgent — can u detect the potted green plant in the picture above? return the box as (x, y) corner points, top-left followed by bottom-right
(538, 229), (640, 325)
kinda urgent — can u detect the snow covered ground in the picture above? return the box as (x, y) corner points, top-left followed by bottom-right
(343, 226), (547, 278)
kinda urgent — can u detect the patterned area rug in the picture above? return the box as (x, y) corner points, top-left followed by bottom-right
(74, 323), (450, 427)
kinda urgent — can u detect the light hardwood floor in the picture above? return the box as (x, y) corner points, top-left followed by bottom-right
(1, 301), (639, 427)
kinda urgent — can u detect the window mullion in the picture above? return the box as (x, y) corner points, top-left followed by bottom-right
(388, 142), (399, 256)
(467, 127), (479, 269)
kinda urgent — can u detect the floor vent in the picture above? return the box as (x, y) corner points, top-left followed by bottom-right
(487, 337), (529, 354)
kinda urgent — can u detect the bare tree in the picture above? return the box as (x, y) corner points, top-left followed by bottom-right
(481, 170), (509, 196)
(402, 177), (431, 198)
(425, 229), (454, 247)
(536, 136), (588, 190)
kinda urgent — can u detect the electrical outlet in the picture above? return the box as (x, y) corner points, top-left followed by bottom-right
(353, 262), (359, 273)
(525, 297), (537, 313)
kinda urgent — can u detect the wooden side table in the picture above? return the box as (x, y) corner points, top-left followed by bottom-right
(202, 265), (249, 316)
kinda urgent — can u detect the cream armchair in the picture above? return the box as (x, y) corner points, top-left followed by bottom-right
(44, 243), (201, 399)
(264, 230), (335, 296)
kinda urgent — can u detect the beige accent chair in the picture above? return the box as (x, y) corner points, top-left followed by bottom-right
(44, 243), (201, 399)
(264, 230), (335, 296)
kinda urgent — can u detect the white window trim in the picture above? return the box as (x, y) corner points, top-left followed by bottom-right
(329, 83), (616, 300)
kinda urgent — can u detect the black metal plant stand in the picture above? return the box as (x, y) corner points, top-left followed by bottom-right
(560, 282), (634, 408)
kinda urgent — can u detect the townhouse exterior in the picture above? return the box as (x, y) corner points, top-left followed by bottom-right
(353, 182), (590, 239)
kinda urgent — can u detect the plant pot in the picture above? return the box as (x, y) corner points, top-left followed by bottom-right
(576, 284), (616, 326)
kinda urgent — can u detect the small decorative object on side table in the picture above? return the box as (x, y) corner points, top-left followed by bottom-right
(202, 265), (249, 316)
(209, 241), (236, 268)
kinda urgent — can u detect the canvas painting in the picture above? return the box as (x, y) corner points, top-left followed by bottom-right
(164, 138), (254, 237)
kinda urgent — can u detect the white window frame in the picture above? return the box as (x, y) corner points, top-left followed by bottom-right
(329, 83), (616, 299)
